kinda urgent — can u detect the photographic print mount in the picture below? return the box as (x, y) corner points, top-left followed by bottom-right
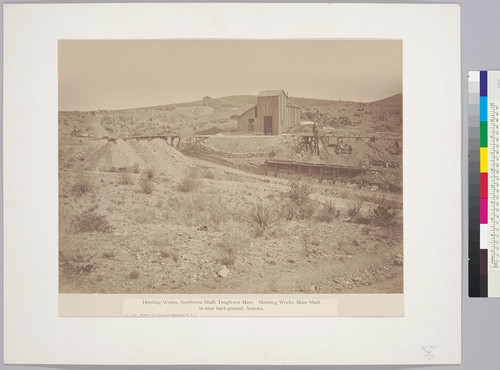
(4, 3), (461, 365)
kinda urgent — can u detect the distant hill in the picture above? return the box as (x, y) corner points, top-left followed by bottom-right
(61, 93), (401, 114)
(59, 92), (402, 138)
(218, 95), (257, 106)
(289, 93), (402, 108)
(369, 93), (402, 106)
(288, 97), (342, 107)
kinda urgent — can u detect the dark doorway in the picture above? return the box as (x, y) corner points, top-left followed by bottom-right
(248, 118), (255, 131)
(264, 116), (273, 135)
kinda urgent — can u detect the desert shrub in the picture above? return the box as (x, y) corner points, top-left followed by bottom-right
(119, 172), (134, 185)
(59, 251), (97, 276)
(287, 181), (312, 205)
(72, 209), (113, 233)
(311, 237), (321, 247)
(371, 204), (397, 226)
(71, 178), (93, 197)
(297, 202), (316, 220)
(139, 170), (154, 194)
(139, 178), (153, 194)
(102, 251), (115, 258)
(218, 221), (251, 254)
(315, 201), (341, 223)
(191, 194), (208, 213)
(216, 222), (250, 264)
(335, 237), (358, 256)
(160, 249), (180, 262)
(219, 255), (236, 266)
(245, 203), (282, 231)
(202, 169), (216, 179)
(129, 271), (139, 279)
(177, 177), (199, 193)
(300, 234), (314, 257)
(143, 168), (154, 180)
(347, 202), (371, 224)
(282, 199), (316, 221)
(281, 201), (298, 221)
(209, 202), (229, 226)
(130, 163), (140, 173)
(347, 202), (363, 221)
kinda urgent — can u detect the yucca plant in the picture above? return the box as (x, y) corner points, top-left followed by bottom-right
(245, 203), (282, 230)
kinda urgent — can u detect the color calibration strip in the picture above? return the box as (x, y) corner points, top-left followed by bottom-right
(469, 71), (500, 297)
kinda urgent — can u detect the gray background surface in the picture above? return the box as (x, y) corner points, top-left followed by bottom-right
(1, 0), (498, 369)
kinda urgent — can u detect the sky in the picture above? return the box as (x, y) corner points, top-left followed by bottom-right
(59, 40), (402, 111)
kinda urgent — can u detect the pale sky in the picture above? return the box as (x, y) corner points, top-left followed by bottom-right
(59, 40), (402, 111)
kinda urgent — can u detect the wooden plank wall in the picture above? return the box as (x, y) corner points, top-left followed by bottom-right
(255, 92), (299, 134)
(237, 106), (257, 131)
(278, 92), (287, 134)
(287, 106), (300, 127)
(257, 95), (280, 134)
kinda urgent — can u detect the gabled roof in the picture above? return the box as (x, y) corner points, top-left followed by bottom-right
(237, 105), (257, 118)
(258, 90), (286, 97)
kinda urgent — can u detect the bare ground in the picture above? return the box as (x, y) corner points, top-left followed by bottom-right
(59, 95), (403, 295)
(59, 156), (403, 294)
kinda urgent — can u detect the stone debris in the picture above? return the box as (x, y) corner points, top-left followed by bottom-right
(217, 266), (230, 278)
(394, 254), (403, 266)
(84, 138), (193, 178)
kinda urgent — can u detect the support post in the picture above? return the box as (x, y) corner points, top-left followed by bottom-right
(274, 163), (278, 177)
(319, 168), (323, 183)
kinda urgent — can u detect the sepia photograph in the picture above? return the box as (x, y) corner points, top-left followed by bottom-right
(58, 39), (403, 299)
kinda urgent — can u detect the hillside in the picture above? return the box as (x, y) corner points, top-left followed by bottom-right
(369, 93), (402, 107)
(59, 93), (402, 139)
(58, 92), (403, 296)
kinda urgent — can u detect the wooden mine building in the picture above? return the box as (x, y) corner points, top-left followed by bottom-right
(237, 90), (300, 135)
(202, 96), (222, 109)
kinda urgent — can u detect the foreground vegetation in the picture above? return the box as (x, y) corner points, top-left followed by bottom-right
(59, 165), (403, 294)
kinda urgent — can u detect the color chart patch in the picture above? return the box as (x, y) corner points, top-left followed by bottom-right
(469, 71), (500, 297)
